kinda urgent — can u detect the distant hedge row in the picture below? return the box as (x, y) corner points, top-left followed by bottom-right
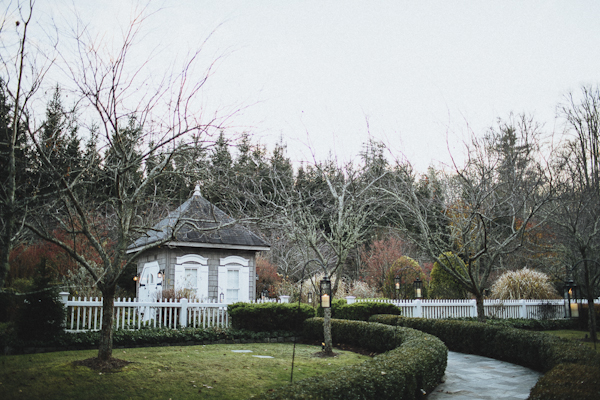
(251, 318), (447, 400)
(370, 315), (600, 400)
(229, 301), (400, 332)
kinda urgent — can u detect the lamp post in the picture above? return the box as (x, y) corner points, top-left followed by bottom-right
(563, 279), (579, 318)
(394, 276), (401, 300)
(261, 288), (269, 301)
(307, 291), (313, 305)
(414, 278), (423, 299)
(291, 259), (333, 384)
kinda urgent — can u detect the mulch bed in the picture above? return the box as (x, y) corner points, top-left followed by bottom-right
(72, 357), (132, 372)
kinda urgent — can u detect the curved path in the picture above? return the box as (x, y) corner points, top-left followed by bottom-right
(426, 351), (543, 400)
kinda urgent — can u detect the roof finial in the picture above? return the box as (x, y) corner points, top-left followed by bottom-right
(194, 184), (201, 197)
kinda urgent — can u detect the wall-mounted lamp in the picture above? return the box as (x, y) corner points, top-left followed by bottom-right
(219, 292), (224, 303)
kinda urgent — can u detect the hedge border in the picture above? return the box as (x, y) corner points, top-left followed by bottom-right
(370, 315), (600, 400)
(250, 317), (448, 400)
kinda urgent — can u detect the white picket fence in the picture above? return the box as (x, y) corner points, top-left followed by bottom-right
(59, 292), (283, 333)
(346, 297), (576, 319)
(60, 292), (592, 333)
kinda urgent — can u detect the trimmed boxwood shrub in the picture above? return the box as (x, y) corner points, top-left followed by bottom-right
(453, 317), (578, 331)
(370, 315), (600, 400)
(251, 318), (447, 400)
(2, 325), (297, 351)
(529, 364), (600, 400)
(334, 301), (401, 321)
(228, 302), (315, 332)
(316, 298), (347, 317)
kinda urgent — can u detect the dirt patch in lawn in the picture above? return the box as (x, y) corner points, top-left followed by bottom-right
(72, 357), (132, 372)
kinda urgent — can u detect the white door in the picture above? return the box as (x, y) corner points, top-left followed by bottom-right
(138, 261), (162, 302)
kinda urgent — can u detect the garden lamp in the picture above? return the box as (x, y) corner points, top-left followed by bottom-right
(320, 276), (332, 308)
(307, 291), (313, 304)
(563, 279), (579, 318)
(394, 275), (401, 299)
(133, 274), (139, 282)
(262, 288), (269, 300)
(414, 278), (423, 299)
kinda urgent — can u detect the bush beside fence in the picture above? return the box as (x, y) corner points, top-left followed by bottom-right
(251, 318), (447, 400)
(228, 302), (315, 332)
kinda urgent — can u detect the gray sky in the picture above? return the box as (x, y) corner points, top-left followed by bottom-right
(23, 1), (600, 171)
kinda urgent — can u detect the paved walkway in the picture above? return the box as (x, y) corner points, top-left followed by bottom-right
(426, 351), (543, 400)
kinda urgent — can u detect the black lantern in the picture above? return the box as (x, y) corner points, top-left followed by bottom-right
(133, 274), (140, 282)
(413, 278), (423, 299)
(394, 275), (401, 299)
(307, 291), (313, 304)
(563, 279), (579, 318)
(262, 288), (269, 300)
(320, 276), (332, 308)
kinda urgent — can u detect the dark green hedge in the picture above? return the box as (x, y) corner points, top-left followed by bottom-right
(529, 364), (600, 400)
(453, 317), (578, 331)
(251, 318), (447, 400)
(370, 315), (600, 400)
(1, 325), (295, 351)
(335, 301), (401, 321)
(316, 298), (347, 317)
(316, 300), (400, 321)
(228, 302), (315, 332)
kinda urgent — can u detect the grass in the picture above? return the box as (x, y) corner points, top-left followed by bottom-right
(542, 329), (599, 351)
(0, 343), (369, 400)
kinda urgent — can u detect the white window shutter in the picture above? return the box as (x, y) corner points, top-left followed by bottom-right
(175, 264), (185, 291)
(240, 267), (250, 302)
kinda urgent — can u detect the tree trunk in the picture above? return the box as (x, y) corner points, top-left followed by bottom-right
(475, 293), (486, 322)
(584, 262), (598, 349)
(323, 307), (333, 356)
(98, 284), (116, 361)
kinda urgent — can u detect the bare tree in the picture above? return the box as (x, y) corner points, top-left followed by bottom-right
(243, 157), (387, 355)
(383, 115), (553, 321)
(0, 0), (55, 289)
(551, 85), (600, 344)
(23, 7), (230, 362)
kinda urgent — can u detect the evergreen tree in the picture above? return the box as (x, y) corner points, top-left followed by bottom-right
(15, 258), (66, 342)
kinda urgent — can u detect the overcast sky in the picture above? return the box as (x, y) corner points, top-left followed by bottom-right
(24, 1), (600, 172)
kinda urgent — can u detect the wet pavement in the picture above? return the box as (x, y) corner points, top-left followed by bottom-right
(426, 351), (543, 400)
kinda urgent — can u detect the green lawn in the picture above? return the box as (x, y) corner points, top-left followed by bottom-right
(0, 343), (369, 400)
(542, 329), (599, 351)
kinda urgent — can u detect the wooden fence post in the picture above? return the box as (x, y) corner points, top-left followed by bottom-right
(179, 298), (188, 328)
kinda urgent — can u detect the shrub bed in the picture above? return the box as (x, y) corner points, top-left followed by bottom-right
(370, 315), (600, 400)
(452, 317), (578, 331)
(334, 301), (401, 321)
(228, 302), (315, 332)
(529, 364), (600, 400)
(1, 325), (296, 353)
(251, 317), (447, 400)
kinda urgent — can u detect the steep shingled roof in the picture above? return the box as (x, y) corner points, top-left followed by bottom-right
(127, 186), (270, 252)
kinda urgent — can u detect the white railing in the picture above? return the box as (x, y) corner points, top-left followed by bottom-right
(345, 296), (583, 320)
(59, 293), (290, 332)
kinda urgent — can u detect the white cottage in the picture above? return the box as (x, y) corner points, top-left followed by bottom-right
(126, 187), (270, 303)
